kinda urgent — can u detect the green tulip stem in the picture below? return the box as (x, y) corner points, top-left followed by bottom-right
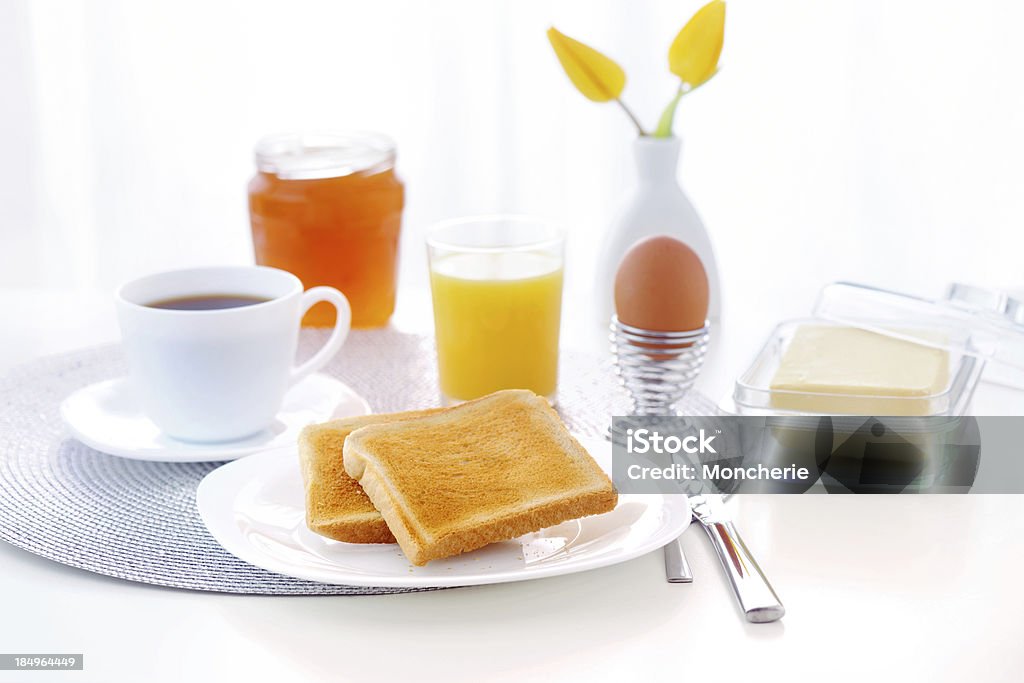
(616, 98), (648, 136)
(652, 70), (720, 139)
(654, 85), (685, 138)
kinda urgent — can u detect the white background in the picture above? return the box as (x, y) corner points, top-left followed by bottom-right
(2, 4), (1024, 682)
(3, 0), (1023, 334)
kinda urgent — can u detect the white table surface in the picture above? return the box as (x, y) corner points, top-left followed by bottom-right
(1, 287), (1022, 683)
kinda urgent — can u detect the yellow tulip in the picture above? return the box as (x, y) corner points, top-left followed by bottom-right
(547, 27), (646, 134)
(669, 0), (726, 89)
(547, 27), (626, 102)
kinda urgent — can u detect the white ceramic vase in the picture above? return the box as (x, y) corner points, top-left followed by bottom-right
(596, 136), (720, 332)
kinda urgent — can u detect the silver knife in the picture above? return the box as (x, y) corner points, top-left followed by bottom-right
(689, 494), (785, 623)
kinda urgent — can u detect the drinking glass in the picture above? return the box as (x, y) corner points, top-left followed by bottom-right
(427, 216), (565, 404)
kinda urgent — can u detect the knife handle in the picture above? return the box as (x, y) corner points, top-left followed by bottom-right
(663, 537), (694, 583)
(701, 520), (785, 623)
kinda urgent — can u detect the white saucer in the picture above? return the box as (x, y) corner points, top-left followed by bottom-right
(60, 374), (371, 462)
(197, 436), (691, 587)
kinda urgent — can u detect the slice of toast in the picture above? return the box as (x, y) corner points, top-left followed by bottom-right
(298, 408), (444, 544)
(343, 389), (618, 565)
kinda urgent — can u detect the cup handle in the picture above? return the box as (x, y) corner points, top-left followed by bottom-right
(290, 286), (351, 386)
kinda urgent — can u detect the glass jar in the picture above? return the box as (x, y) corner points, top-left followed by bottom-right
(248, 132), (404, 328)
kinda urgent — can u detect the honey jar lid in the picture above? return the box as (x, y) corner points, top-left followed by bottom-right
(254, 132), (395, 180)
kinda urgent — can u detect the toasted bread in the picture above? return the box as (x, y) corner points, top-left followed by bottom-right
(343, 389), (618, 565)
(298, 408), (444, 544)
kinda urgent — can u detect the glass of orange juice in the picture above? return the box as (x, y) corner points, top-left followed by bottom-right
(427, 216), (565, 404)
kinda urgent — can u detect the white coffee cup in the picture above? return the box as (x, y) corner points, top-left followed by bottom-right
(116, 266), (350, 443)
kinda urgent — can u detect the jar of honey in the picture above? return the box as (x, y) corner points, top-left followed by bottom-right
(248, 133), (404, 328)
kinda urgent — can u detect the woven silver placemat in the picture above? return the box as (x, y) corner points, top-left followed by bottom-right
(0, 329), (715, 594)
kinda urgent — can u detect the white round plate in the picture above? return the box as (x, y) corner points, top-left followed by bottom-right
(60, 374), (371, 462)
(197, 436), (691, 587)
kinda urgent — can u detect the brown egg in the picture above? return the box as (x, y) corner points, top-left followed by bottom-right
(614, 235), (709, 331)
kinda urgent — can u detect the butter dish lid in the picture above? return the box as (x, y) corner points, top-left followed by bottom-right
(813, 282), (1024, 374)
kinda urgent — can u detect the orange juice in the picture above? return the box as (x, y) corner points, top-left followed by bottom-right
(430, 252), (563, 401)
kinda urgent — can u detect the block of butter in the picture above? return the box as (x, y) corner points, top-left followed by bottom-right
(769, 325), (950, 416)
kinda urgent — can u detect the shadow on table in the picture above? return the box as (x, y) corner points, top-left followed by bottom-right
(214, 556), (692, 681)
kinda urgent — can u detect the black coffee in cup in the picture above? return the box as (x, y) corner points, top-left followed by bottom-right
(146, 295), (270, 311)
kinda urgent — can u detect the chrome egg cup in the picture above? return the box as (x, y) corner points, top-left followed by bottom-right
(609, 316), (710, 438)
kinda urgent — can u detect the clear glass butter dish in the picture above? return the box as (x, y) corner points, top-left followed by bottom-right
(727, 282), (1024, 417)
